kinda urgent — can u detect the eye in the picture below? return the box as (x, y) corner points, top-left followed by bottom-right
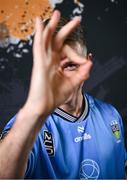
(63, 62), (79, 71)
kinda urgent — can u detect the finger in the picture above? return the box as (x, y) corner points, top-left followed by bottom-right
(42, 10), (61, 50)
(62, 45), (87, 65)
(77, 60), (93, 80)
(34, 17), (44, 45)
(68, 60), (93, 87)
(54, 16), (81, 50)
(33, 17), (44, 58)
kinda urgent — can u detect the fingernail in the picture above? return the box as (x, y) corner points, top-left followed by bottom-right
(54, 10), (61, 17)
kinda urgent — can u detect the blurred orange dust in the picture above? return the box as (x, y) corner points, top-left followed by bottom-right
(0, 0), (53, 40)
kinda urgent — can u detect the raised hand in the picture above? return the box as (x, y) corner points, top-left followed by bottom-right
(25, 10), (93, 117)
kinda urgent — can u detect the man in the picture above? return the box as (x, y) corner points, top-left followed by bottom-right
(0, 10), (126, 179)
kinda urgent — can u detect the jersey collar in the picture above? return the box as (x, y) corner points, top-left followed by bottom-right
(54, 94), (88, 123)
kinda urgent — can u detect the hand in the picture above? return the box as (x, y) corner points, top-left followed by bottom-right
(25, 10), (93, 117)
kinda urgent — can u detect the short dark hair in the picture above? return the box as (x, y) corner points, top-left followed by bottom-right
(43, 17), (87, 54)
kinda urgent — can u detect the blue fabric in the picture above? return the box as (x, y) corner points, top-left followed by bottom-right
(3, 94), (127, 179)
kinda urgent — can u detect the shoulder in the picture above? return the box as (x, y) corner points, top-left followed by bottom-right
(3, 115), (17, 131)
(85, 93), (120, 117)
(85, 93), (124, 128)
(85, 93), (125, 137)
(0, 115), (17, 140)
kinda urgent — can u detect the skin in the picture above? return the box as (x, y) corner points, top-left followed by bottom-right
(59, 42), (92, 117)
(0, 10), (92, 178)
(60, 86), (83, 117)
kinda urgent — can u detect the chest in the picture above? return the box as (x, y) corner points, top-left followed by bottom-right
(41, 117), (124, 179)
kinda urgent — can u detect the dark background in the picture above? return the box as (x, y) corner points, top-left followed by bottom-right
(0, 0), (127, 143)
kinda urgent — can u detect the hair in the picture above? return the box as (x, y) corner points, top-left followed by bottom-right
(43, 17), (87, 56)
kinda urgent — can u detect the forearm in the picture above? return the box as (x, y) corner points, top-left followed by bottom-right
(0, 106), (47, 178)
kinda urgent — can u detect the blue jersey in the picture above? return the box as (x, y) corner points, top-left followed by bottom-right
(2, 94), (127, 179)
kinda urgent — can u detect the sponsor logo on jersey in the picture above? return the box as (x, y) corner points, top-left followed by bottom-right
(110, 120), (121, 141)
(77, 126), (85, 133)
(74, 133), (91, 143)
(79, 159), (100, 180)
(43, 130), (55, 156)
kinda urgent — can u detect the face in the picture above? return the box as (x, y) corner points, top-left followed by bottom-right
(60, 42), (86, 102)
(60, 41), (86, 72)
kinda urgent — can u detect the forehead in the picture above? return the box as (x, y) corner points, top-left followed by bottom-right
(60, 42), (83, 59)
(67, 41), (82, 51)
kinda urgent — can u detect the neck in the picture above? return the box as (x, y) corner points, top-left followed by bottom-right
(59, 89), (84, 117)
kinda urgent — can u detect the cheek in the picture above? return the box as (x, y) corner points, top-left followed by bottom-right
(63, 69), (76, 77)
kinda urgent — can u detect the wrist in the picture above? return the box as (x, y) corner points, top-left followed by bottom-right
(15, 104), (48, 133)
(22, 101), (49, 119)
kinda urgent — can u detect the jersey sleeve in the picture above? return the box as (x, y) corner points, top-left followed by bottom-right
(112, 106), (127, 162)
(0, 115), (17, 140)
(0, 115), (39, 178)
(24, 137), (40, 178)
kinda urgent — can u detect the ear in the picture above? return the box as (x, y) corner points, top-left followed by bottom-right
(87, 53), (93, 61)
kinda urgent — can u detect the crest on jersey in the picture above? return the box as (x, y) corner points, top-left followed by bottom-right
(110, 120), (120, 140)
(80, 159), (100, 180)
(43, 130), (55, 156)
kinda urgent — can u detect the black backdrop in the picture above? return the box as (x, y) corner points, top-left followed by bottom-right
(0, 0), (127, 143)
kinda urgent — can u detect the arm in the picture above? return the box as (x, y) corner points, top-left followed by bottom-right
(0, 107), (46, 178)
(0, 10), (92, 178)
